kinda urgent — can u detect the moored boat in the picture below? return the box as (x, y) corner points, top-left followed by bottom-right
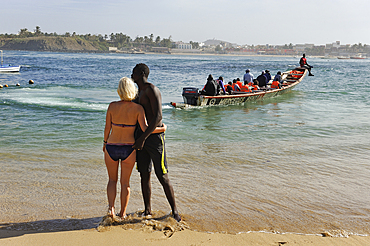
(0, 50), (21, 72)
(350, 54), (366, 59)
(170, 68), (308, 108)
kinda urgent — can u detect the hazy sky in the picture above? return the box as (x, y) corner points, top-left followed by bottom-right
(3, 0), (370, 45)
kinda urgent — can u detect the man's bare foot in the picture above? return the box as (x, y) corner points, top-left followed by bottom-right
(173, 213), (181, 222)
(141, 211), (152, 219)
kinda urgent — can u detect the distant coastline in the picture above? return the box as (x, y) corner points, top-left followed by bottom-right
(1, 31), (369, 58)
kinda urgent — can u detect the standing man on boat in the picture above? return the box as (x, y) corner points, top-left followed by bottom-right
(299, 54), (314, 76)
(132, 63), (181, 222)
(243, 69), (254, 84)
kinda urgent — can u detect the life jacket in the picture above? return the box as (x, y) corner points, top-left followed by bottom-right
(224, 84), (229, 90)
(290, 70), (301, 79)
(240, 85), (251, 92)
(251, 84), (258, 91)
(248, 82), (253, 86)
(236, 81), (243, 88)
(271, 81), (280, 89)
(300, 57), (307, 67)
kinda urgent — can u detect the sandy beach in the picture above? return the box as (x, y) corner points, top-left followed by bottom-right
(1, 213), (369, 246)
(1, 225), (369, 246)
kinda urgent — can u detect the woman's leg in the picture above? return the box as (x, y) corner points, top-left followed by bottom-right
(118, 150), (136, 218)
(104, 149), (119, 217)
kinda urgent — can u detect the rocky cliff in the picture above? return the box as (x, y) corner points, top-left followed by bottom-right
(0, 37), (108, 52)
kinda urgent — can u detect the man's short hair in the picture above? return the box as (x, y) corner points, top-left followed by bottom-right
(134, 63), (150, 77)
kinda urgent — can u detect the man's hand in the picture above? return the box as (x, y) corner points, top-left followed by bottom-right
(133, 136), (146, 150)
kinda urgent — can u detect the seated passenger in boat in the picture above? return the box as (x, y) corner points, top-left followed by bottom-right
(299, 54), (314, 76)
(257, 71), (267, 88)
(240, 81), (251, 92)
(273, 71), (282, 83)
(225, 82), (233, 94)
(217, 76), (226, 95)
(264, 70), (272, 82)
(270, 80), (281, 89)
(232, 79), (241, 91)
(236, 78), (243, 88)
(201, 74), (220, 96)
(251, 79), (260, 91)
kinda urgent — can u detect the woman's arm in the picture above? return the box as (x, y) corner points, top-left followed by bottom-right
(137, 106), (167, 134)
(103, 104), (112, 151)
(153, 123), (167, 133)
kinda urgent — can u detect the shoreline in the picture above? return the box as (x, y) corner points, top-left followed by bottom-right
(1, 212), (369, 246)
(1, 226), (369, 246)
(2, 48), (325, 58)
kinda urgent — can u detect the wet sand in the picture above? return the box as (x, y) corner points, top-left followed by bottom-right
(1, 226), (369, 246)
(1, 213), (369, 246)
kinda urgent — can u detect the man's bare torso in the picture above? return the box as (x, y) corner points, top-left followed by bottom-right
(138, 82), (163, 127)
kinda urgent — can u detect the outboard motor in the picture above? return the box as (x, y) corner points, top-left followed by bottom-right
(182, 87), (199, 106)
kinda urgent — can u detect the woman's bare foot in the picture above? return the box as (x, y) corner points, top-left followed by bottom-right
(117, 212), (127, 219)
(107, 207), (115, 218)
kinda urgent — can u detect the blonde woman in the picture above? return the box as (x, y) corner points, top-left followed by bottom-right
(103, 77), (166, 219)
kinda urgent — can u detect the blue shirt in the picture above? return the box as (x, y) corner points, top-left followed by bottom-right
(243, 72), (254, 83)
(264, 73), (271, 82)
(273, 74), (281, 82)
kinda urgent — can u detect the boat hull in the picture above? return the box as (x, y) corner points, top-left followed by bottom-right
(0, 65), (21, 72)
(171, 68), (307, 109)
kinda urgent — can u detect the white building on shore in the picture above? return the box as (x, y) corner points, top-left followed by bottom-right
(176, 42), (192, 49)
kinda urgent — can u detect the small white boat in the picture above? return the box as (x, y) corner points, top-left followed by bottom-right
(0, 50), (20, 72)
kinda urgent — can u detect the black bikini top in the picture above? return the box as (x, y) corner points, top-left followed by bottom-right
(112, 122), (136, 128)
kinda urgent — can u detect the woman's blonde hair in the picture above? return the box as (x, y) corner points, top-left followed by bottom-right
(117, 77), (138, 101)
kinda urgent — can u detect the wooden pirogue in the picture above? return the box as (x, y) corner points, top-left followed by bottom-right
(170, 68), (308, 109)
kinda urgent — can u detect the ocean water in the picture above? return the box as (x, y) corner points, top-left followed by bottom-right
(1, 51), (369, 236)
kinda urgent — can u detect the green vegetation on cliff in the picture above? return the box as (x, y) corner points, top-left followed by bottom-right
(0, 26), (191, 52)
(0, 36), (108, 52)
